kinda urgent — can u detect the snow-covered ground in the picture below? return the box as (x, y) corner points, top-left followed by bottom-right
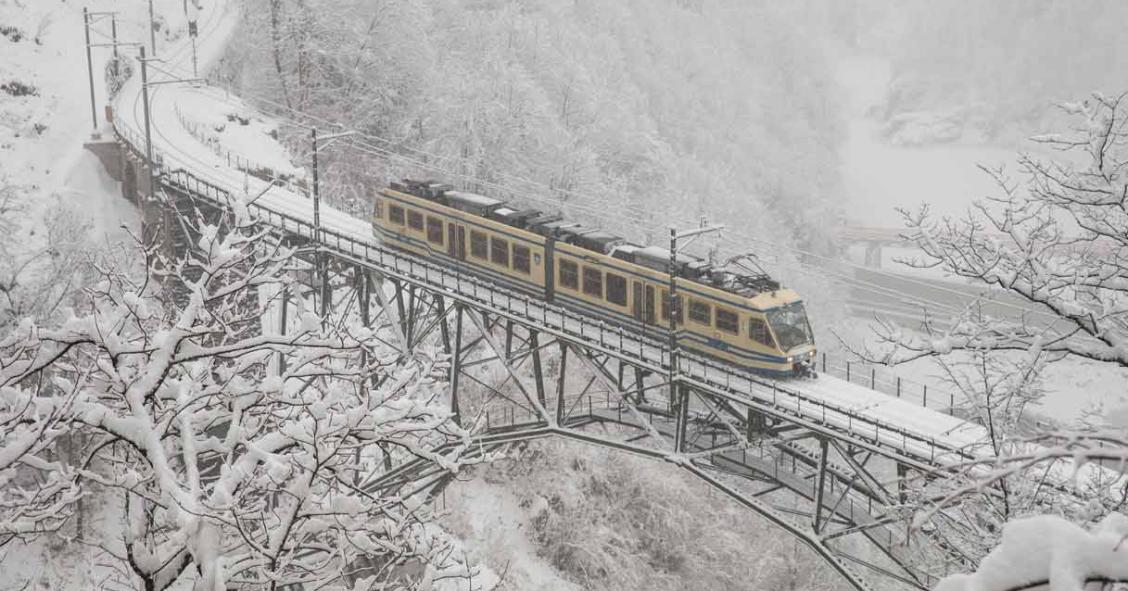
(0, 0), (141, 244)
(441, 478), (581, 591)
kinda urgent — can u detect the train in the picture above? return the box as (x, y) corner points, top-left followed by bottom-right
(371, 180), (816, 377)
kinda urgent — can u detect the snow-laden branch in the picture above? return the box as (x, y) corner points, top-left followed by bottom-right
(873, 93), (1128, 368)
(0, 208), (485, 590)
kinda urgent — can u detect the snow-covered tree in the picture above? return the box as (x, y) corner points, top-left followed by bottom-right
(218, 0), (844, 252)
(0, 203), (481, 590)
(875, 92), (1128, 368)
(0, 181), (94, 329)
(858, 93), (1128, 586)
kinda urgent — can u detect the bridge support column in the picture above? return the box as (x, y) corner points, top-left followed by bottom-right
(449, 304), (463, 426)
(404, 284), (418, 347)
(278, 285), (289, 374)
(673, 383), (689, 453)
(896, 463), (908, 504)
(746, 409), (767, 442)
(555, 342), (568, 420)
(504, 319), (514, 360)
(813, 437), (830, 534)
(435, 296), (451, 356)
(356, 266), (372, 388)
(530, 331), (546, 407)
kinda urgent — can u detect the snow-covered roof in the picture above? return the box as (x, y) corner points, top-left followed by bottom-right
(446, 190), (502, 208)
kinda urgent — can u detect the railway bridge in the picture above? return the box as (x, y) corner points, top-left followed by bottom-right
(74, 2), (1119, 589)
(92, 143), (981, 590)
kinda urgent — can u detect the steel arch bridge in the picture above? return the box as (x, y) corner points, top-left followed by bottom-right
(95, 145), (996, 590)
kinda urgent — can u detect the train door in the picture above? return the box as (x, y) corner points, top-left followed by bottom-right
(632, 282), (656, 324)
(447, 224), (466, 260)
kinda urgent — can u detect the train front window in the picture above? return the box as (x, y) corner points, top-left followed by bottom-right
(766, 302), (813, 351)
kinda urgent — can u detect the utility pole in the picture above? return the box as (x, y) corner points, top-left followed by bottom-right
(309, 129), (357, 319)
(311, 128), (320, 246)
(83, 8), (97, 132)
(148, 0), (157, 56)
(668, 222), (724, 453)
(110, 14), (119, 79)
(139, 46), (155, 200)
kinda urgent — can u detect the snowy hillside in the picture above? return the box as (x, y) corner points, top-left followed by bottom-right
(0, 0), (147, 328)
(442, 440), (843, 591)
(215, 0), (846, 256)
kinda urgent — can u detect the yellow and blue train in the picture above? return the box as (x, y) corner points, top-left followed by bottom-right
(372, 180), (816, 377)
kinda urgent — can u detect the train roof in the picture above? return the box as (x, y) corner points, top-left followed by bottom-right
(388, 180), (784, 298)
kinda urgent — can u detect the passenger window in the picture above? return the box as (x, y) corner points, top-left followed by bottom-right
(389, 205), (405, 225)
(426, 216), (444, 245)
(606, 273), (627, 306)
(716, 307), (739, 335)
(470, 230), (488, 259)
(688, 299), (711, 326)
(559, 259), (579, 290)
(749, 317), (774, 347)
(491, 236), (509, 267)
(513, 244), (531, 274)
(582, 267), (603, 298)
(407, 210), (424, 231)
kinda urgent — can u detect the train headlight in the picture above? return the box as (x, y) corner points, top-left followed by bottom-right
(787, 356), (794, 363)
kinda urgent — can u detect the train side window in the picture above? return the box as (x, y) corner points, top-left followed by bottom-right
(559, 259), (579, 290)
(716, 307), (739, 335)
(426, 216), (444, 245)
(408, 210), (424, 231)
(688, 299), (711, 326)
(606, 273), (627, 306)
(470, 230), (488, 259)
(491, 236), (509, 267)
(749, 317), (774, 347)
(660, 289), (679, 322)
(513, 244), (531, 274)
(389, 204), (405, 225)
(582, 267), (603, 298)
(374, 198), (383, 219)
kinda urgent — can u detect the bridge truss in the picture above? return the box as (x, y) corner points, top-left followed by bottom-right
(125, 159), (984, 591)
